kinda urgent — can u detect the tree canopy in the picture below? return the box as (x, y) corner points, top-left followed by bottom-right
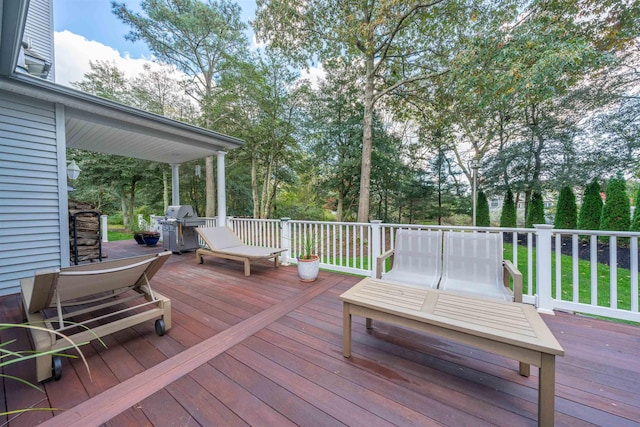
(65, 0), (640, 230)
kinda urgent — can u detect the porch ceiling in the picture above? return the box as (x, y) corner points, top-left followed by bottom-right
(1, 73), (244, 164)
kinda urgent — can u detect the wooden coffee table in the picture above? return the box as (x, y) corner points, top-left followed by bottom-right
(341, 278), (564, 427)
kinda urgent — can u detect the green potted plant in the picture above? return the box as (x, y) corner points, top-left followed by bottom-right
(297, 234), (319, 282)
(131, 221), (145, 245)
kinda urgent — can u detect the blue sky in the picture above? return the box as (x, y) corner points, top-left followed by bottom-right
(52, 0), (258, 85)
(53, 0), (257, 57)
(51, 1), (322, 89)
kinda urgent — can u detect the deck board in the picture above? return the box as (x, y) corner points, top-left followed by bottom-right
(1, 240), (639, 426)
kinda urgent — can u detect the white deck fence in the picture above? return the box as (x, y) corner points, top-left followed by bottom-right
(147, 216), (640, 323)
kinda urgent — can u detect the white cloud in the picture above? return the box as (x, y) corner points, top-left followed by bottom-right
(53, 30), (156, 87)
(300, 63), (325, 89)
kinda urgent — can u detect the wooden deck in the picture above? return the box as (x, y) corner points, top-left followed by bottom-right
(1, 240), (639, 426)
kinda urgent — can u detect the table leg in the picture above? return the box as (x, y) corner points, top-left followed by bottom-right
(343, 302), (352, 358)
(538, 353), (556, 427)
(366, 318), (373, 329)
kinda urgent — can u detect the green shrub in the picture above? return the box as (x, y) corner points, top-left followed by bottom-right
(630, 186), (640, 232)
(500, 188), (517, 228)
(108, 213), (123, 225)
(526, 191), (545, 227)
(600, 174), (630, 232)
(476, 190), (490, 227)
(578, 179), (603, 231)
(555, 186), (577, 229)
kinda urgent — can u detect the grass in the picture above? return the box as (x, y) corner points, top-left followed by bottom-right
(505, 243), (640, 325)
(505, 243), (636, 311)
(107, 225), (133, 242)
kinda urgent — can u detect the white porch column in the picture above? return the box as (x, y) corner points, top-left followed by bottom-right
(370, 220), (382, 278)
(280, 217), (291, 265)
(534, 224), (554, 314)
(101, 215), (109, 242)
(217, 151), (227, 227)
(170, 163), (180, 205)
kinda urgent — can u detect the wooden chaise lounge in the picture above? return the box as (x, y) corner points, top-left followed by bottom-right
(195, 226), (287, 276)
(20, 251), (172, 382)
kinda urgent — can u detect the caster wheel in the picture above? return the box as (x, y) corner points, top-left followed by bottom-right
(155, 319), (166, 336)
(52, 356), (62, 381)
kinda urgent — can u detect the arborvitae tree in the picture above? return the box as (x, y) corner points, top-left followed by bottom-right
(476, 190), (490, 227)
(526, 191), (545, 228)
(600, 174), (630, 232)
(500, 189), (517, 228)
(578, 179), (602, 231)
(631, 186), (640, 232)
(555, 186), (578, 229)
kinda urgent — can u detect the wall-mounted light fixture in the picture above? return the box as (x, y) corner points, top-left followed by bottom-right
(67, 160), (81, 180)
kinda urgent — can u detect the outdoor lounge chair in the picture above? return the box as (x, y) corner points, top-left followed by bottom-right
(439, 231), (522, 302)
(20, 251), (172, 382)
(376, 229), (442, 289)
(195, 226), (287, 276)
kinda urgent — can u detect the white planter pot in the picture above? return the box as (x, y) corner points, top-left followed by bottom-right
(297, 255), (320, 282)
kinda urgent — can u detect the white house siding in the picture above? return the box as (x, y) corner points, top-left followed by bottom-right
(23, 0), (54, 81)
(0, 91), (62, 295)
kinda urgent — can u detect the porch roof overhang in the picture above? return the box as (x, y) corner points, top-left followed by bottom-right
(0, 73), (244, 163)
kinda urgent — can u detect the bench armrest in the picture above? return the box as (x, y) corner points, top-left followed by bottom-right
(376, 249), (395, 279)
(502, 260), (523, 303)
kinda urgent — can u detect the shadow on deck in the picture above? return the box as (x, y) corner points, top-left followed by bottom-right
(1, 240), (639, 426)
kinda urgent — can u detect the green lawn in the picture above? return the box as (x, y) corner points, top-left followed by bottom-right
(107, 225), (133, 242)
(505, 243), (637, 314)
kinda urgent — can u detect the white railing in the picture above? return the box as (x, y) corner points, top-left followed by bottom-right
(195, 217), (639, 323)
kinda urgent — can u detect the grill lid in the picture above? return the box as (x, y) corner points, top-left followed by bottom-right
(164, 205), (196, 219)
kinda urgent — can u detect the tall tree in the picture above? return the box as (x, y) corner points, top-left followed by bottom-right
(476, 190), (491, 227)
(578, 179), (603, 231)
(526, 191), (545, 228)
(555, 186), (578, 229)
(113, 0), (249, 217)
(303, 58), (363, 222)
(500, 188), (517, 228)
(72, 60), (129, 102)
(600, 174), (631, 232)
(255, 0), (519, 222)
(228, 52), (302, 219)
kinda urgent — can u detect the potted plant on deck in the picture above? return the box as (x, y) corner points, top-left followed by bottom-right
(131, 222), (145, 245)
(141, 230), (160, 246)
(297, 235), (320, 282)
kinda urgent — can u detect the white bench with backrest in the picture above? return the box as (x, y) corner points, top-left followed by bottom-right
(377, 229), (522, 302)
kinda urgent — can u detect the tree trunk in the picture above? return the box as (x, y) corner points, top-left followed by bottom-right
(128, 180), (136, 229)
(162, 168), (169, 210)
(205, 156), (215, 217)
(357, 55), (375, 223)
(251, 156), (259, 218)
(260, 156), (273, 219)
(121, 196), (128, 227)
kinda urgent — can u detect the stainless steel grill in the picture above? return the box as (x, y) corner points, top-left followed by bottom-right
(159, 205), (206, 253)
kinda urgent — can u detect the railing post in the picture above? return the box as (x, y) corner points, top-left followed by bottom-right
(370, 220), (382, 278)
(281, 218), (291, 265)
(534, 224), (554, 314)
(100, 215), (109, 242)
